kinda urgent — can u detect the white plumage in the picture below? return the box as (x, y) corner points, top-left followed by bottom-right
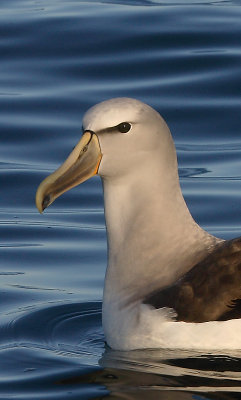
(36, 98), (241, 350)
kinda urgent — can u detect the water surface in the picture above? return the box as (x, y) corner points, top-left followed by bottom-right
(0, 0), (241, 398)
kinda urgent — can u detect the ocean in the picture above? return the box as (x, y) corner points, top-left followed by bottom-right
(0, 0), (241, 398)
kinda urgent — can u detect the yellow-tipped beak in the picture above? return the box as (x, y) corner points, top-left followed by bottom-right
(36, 131), (102, 213)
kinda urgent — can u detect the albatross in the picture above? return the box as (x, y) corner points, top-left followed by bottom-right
(36, 98), (241, 350)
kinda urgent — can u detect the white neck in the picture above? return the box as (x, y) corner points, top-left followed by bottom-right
(101, 150), (219, 308)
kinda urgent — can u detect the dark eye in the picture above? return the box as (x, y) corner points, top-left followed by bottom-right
(117, 122), (131, 133)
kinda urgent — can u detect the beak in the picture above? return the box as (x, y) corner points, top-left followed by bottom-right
(36, 131), (102, 213)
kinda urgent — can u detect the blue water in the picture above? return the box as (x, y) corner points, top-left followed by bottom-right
(0, 0), (241, 398)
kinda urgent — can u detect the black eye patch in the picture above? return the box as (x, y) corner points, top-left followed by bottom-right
(117, 122), (131, 133)
(88, 122), (132, 135)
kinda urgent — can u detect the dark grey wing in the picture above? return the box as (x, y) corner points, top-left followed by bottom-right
(144, 237), (241, 322)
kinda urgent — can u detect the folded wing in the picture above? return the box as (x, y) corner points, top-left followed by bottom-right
(145, 237), (241, 322)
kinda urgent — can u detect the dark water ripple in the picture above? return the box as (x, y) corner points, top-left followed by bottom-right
(0, 0), (241, 398)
